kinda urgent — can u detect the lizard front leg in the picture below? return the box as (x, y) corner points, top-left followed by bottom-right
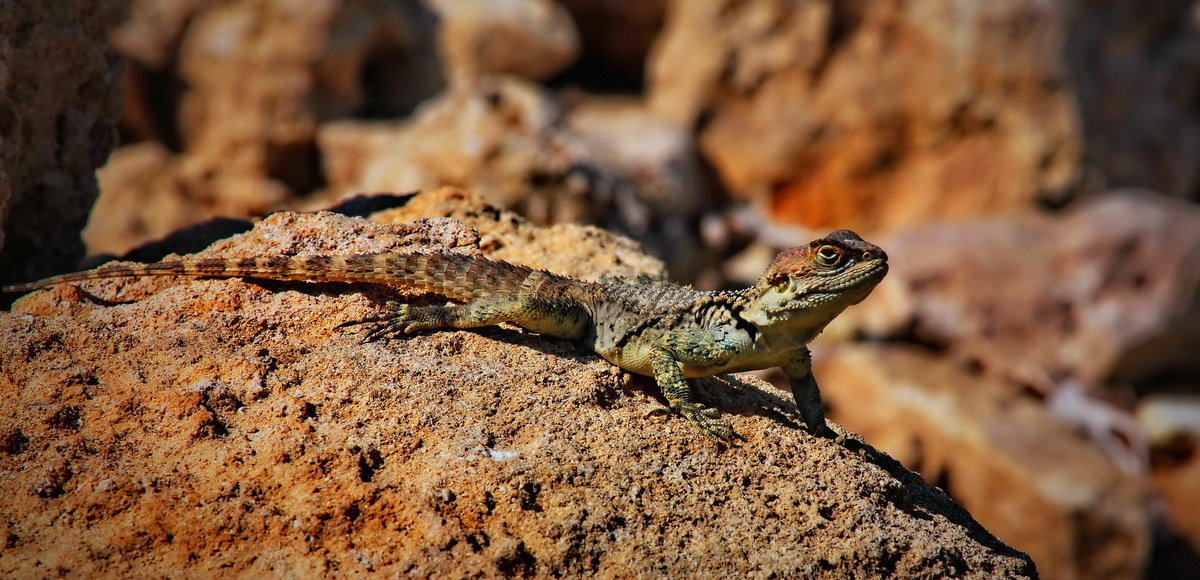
(782, 347), (837, 439)
(648, 330), (740, 442)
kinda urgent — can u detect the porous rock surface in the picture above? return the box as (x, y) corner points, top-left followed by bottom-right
(817, 191), (1200, 576)
(318, 81), (718, 281)
(648, 0), (1081, 233)
(850, 191), (1200, 396)
(0, 1), (123, 291)
(91, 0), (422, 257)
(1, 198), (1033, 577)
(816, 344), (1150, 580)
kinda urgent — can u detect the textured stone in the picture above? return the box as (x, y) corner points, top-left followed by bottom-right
(1061, 0), (1200, 199)
(318, 79), (717, 281)
(817, 344), (1151, 580)
(0, 195), (1034, 577)
(842, 192), (1200, 397)
(92, 0), (423, 256)
(557, 0), (668, 82)
(0, 1), (123, 290)
(648, 0), (1081, 233)
(319, 77), (589, 222)
(428, 0), (579, 83)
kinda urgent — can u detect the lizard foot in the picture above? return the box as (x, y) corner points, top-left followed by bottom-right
(804, 423), (852, 447)
(673, 402), (734, 443)
(337, 302), (426, 342)
(808, 423), (841, 440)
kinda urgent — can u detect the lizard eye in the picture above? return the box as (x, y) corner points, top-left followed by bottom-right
(815, 245), (842, 267)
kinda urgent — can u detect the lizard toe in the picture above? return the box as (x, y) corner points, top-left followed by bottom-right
(675, 403), (734, 442)
(339, 304), (422, 342)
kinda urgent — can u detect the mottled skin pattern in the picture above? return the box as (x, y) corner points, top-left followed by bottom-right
(5, 231), (888, 442)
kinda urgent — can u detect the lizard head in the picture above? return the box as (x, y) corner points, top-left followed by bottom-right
(754, 230), (888, 319)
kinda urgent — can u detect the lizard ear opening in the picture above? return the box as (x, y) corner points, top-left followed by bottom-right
(761, 247), (811, 286)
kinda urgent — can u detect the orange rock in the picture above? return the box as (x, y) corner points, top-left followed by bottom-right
(1, 195), (1034, 577)
(0, 1), (123, 291)
(816, 344), (1151, 579)
(647, 0), (1081, 233)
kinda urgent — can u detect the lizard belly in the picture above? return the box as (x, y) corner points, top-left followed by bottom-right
(595, 332), (794, 379)
(594, 340), (658, 377)
(679, 348), (795, 377)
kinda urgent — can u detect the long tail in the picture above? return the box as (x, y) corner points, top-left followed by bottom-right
(3, 251), (551, 302)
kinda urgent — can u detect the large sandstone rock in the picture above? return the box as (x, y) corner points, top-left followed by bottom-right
(816, 344), (1150, 580)
(648, 0), (1081, 233)
(1061, 0), (1200, 199)
(0, 1), (123, 291)
(0, 192), (1034, 577)
(557, 0), (668, 82)
(843, 192), (1200, 397)
(318, 79), (719, 282)
(428, 0), (579, 83)
(91, 0), (423, 257)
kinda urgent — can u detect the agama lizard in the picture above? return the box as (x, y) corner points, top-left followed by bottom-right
(4, 230), (887, 442)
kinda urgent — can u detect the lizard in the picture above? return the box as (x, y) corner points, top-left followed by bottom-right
(3, 230), (887, 443)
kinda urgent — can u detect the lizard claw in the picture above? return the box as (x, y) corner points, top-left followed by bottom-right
(674, 402), (734, 443)
(337, 303), (417, 342)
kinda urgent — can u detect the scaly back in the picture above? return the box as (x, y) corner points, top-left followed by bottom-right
(2, 251), (547, 302)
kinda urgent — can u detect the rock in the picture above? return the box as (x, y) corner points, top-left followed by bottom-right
(556, 0), (668, 82)
(647, 0), (1081, 233)
(367, 187), (668, 282)
(428, 0), (579, 83)
(0, 194), (1034, 577)
(1139, 394), (1200, 552)
(843, 191), (1200, 397)
(175, 0), (411, 192)
(318, 79), (718, 282)
(816, 344), (1151, 580)
(318, 76), (596, 232)
(0, 1), (123, 292)
(91, 0), (425, 256)
(1060, 0), (1200, 199)
(87, 142), (287, 258)
(319, 77), (588, 222)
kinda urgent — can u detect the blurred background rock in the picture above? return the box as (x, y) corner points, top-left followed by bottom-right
(1, 0), (1197, 577)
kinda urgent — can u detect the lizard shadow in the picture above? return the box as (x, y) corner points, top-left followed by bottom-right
(280, 291), (1028, 562)
(687, 373), (1030, 562)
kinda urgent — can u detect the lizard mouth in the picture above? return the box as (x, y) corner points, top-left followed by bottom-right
(792, 261), (887, 308)
(824, 260), (888, 292)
